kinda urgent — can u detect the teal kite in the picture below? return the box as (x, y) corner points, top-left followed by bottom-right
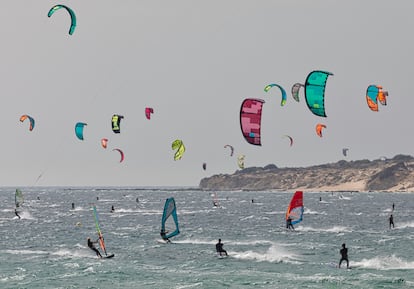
(75, 122), (87, 140)
(48, 5), (77, 35)
(264, 83), (287, 106)
(304, 71), (333, 117)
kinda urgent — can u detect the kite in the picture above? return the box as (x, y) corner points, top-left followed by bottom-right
(342, 148), (349, 157)
(304, 71), (333, 117)
(101, 138), (108, 149)
(240, 98), (265, 146)
(264, 83), (287, 106)
(283, 135), (293, 147)
(111, 114), (124, 134)
(224, 144), (234, 157)
(291, 83), (304, 102)
(75, 122), (87, 140)
(237, 155), (245, 169)
(145, 107), (154, 120)
(316, 123), (326, 137)
(19, 115), (35, 131)
(112, 148), (124, 163)
(366, 85), (388, 112)
(172, 139), (185, 161)
(47, 4), (77, 35)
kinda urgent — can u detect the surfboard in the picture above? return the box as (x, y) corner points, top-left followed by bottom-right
(217, 253), (229, 259)
(328, 262), (352, 269)
(156, 239), (172, 244)
(103, 254), (114, 259)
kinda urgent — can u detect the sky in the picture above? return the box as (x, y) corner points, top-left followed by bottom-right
(0, 1), (413, 187)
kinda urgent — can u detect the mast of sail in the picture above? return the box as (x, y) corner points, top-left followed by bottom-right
(15, 189), (23, 208)
(285, 191), (304, 225)
(92, 205), (107, 256)
(161, 198), (180, 239)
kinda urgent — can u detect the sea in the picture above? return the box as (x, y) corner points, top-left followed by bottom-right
(0, 187), (413, 289)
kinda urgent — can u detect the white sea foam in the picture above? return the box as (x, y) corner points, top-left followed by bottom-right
(297, 225), (352, 233)
(230, 243), (302, 264)
(353, 255), (414, 270)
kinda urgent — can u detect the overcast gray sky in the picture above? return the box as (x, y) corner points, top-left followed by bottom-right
(0, 1), (413, 187)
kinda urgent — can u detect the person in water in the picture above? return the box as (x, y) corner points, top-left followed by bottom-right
(339, 243), (349, 269)
(216, 239), (228, 256)
(286, 216), (295, 230)
(389, 214), (395, 229)
(160, 229), (170, 243)
(14, 208), (21, 219)
(392, 203), (395, 211)
(87, 237), (102, 258)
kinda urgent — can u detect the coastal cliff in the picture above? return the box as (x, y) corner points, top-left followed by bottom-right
(199, 155), (414, 192)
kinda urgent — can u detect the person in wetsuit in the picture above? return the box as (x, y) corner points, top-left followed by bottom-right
(286, 216), (295, 230)
(216, 239), (228, 256)
(14, 208), (21, 219)
(160, 229), (170, 243)
(389, 214), (395, 229)
(87, 237), (102, 258)
(339, 243), (349, 269)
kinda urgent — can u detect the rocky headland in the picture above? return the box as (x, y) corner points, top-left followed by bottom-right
(199, 154), (414, 192)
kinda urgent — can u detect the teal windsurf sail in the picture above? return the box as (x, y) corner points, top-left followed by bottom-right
(92, 205), (108, 256)
(15, 189), (24, 208)
(161, 197), (180, 239)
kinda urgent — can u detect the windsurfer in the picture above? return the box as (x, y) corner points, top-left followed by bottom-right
(87, 237), (102, 258)
(216, 239), (228, 256)
(160, 229), (170, 243)
(286, 216), (294, 230)
(14, 208), (21, 219)
(338, 243), (349, 269)
(389, 214), (395, 229)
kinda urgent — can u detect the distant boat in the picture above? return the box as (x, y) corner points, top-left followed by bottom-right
(160, 198), (180, 241)
(285, 191), (304, 226)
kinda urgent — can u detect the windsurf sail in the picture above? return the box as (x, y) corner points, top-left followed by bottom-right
(285, 191), (304, 225)
(92, 205), (108, 256)
(15, 189), (24, 208)
(161, 197), (180, 239)
(212, 192), (220, 207)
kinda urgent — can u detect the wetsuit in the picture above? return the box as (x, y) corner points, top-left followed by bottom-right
(339, 246), (349, 268)
(216, 240), (228, 256)
(88, 238), (102, 258)
(286, 218), (295, 230)
(14, 209), (21, 219)
(389, 214), (395, 229)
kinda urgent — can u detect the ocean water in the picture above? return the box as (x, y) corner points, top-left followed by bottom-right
(0, 187), (413, 289)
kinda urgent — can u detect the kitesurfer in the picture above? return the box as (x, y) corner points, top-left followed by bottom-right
(160, 229), (170, 243)
(392, 203), (395, 211)
(14, 208), (21, 219)
(389, 214), (395, 229)
(110, 205), (115, 213)
(338, 243), (349, 269)
(286, 216), (294, 230)
(87, 237), (102, 258)
(215, 239), (228, 256)
(71, 203), (75, 210)
(136, 197), (139, 203)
